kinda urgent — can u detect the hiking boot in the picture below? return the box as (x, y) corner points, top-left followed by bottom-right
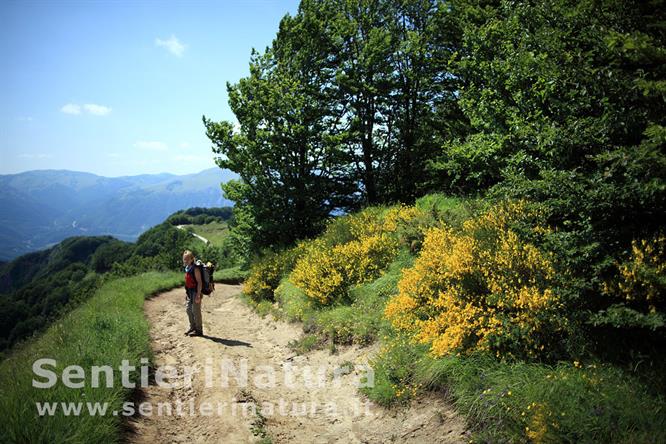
(189, 330), (203, 337)
(184, 328), (195, 336)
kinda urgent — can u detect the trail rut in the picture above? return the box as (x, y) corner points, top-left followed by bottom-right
(129, 285), (466, 443)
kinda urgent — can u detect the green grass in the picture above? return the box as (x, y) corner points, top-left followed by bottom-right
(414, 193), (478, 229)
(363, 337), (666, 443)
(274, 279), (312, 322)
(267, 253), (412, 353)
(311, 253), (411, 346)
(0, 271), (182, 444)
(287, 334), (321, 354)
(426, 354), (666, 443)
(238, 290), (280, 320)
(188, 221), (229, 246)
(215, 265), (249, 284)
(415, 193), (465, 212)
(254, 300), (275, 318)
(360, 336), (425, 407)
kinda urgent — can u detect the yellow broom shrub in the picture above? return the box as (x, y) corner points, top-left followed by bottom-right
(385, 201), (566, 359)
(290, 205), (422, 304)
(291, 234), (399, 304)
(602, 233), (666, 313)
(244, 245), (306, 301)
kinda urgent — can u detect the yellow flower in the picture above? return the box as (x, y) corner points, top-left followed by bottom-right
(292, 219), (399, 304)
(384, 200), (564, 358)
(603, 233), (665, 312)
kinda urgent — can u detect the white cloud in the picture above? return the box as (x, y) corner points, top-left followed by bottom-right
(61, 103), (81, 115)
(179, 142), (191, 148)
(106, 152), (121, 158)
(155, 35), (186, 57)
(18, 153), (53, 159)
(134, 140), (169, 151)
(61, 102), (111, 116)
(83, 103), (112, 116)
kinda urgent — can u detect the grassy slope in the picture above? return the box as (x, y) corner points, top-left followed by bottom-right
(188, 221), (229, 246)
(249, 195), (666, 443)
(183, 221), (249, 284)
(0, 271), (181, 444)
(416, 353), (666, 443)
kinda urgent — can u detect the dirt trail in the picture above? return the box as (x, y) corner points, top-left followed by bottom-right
(175, 225), (210, 245)
(129, 285), (466, 443)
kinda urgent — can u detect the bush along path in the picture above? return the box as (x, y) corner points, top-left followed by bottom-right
(129, 285), (467, 443)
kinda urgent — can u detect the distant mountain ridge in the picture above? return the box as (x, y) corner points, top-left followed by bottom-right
(0, 168), (236, 260)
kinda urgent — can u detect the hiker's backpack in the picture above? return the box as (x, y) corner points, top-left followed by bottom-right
(189, 260), (216, 295)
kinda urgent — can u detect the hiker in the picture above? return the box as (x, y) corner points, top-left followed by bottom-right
(182, 250), (203, 337)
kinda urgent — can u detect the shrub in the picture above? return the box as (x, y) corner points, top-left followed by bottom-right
(243, 246), (305, 302)
(290, 206), (424, 305)
(291, 234), (398, 304)
(588, 233), (666, 383)
(323, 207), (386, 244)
(244, 254), (284, 302)
(601, 233), (665, 319)
(385, 201), (568, 360)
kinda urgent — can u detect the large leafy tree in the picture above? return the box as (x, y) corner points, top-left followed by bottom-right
(204, 24), (354, 251)
(208, 0), (466, 250)
(324, 0), (395, 204)
(431, 0), (665, 240)
(384, 0), (468, 200)
(432, 0), (665, 194)
(302, 0), (466, 203)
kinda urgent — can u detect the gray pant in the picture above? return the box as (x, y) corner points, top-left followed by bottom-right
(186, 287), (203, 333)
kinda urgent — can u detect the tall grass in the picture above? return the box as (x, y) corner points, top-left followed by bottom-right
(363, 337), (666, 443)
(0, 271), (181, 444)
(418, 353), (666, 443)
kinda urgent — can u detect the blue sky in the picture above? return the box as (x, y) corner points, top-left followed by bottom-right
(0, 0), (300, 177)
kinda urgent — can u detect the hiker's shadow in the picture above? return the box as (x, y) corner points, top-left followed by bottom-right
(203, 335), (252, 347)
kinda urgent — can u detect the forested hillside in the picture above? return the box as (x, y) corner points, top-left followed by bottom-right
(0, 207), (236, 354)
(204, 0), (666, 441)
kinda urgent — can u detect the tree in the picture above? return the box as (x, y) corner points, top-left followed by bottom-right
(298, 0), (466, 204)
(204, 13), (355, 251)
(429, 0), (666, 342)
